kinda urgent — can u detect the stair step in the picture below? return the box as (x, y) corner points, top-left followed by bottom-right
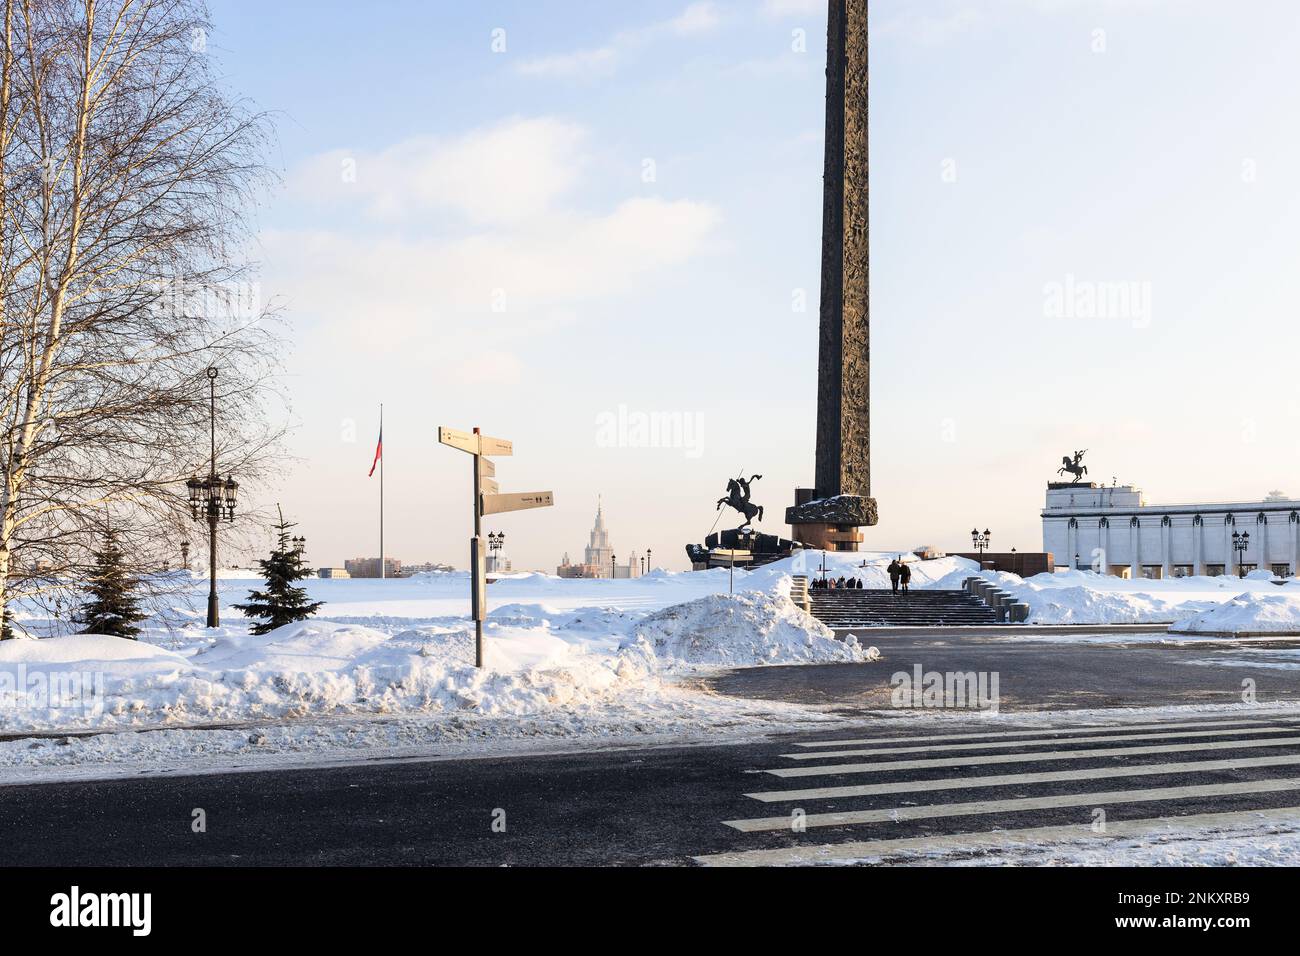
(805, 587), (1000, 628)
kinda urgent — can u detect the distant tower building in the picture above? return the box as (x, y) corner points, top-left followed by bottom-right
(585, 498), (614, 574)
(556, 499), (641, 579)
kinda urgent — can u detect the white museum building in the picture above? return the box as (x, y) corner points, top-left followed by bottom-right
(1042, 483), (1300, 578)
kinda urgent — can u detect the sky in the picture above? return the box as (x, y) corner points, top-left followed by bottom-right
(208, 0), (1300, 571)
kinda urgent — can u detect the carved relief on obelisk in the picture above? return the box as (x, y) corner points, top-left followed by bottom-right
(787, 0), (878, 551)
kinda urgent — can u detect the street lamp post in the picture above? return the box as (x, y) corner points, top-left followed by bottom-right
(646, 548), (652, 574)
(187, 368), (238, 628)
(971, 528), (991, 557)
(487, 531), (504, 574)
(1233, 530), (1250, 578)
(611, 552), (616, 580)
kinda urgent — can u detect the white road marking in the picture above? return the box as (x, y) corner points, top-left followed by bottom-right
(792, 715), (1300, 749)
(766, 734), (1300, 777)
(723, 777), (1300, 832)
(747, 753), (1300, 801)
(694, 806), (1300, 866)
(784, 724), (1300, 760)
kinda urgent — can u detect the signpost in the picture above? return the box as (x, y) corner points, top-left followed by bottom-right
(480, 491), (554, 516)
(439, 426), (553, 668)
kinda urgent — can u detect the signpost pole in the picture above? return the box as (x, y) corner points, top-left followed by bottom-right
(439, 424), (551, 671)
(473, 428), (483, 668)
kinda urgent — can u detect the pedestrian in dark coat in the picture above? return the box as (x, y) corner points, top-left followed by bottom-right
(900, 562), (912, 593)
(888, 559), (901, 595)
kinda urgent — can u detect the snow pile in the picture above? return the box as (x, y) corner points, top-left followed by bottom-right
(1170, 592), (1300, 635)
(0, 589), (870, 732)
(972, 568), (1292, 625)
(1011, 585), (1221, 626)
(0, 619), (661, 732)
(633, 591), (865, 666)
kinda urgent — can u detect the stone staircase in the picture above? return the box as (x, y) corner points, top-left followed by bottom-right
(806, 587), (1002, 628)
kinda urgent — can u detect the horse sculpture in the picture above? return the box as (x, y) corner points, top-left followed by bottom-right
(1057, 449), (1088, 484)
(717, 474), (764, 527)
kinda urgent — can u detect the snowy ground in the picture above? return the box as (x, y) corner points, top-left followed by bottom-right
(0, 557), (882, 780)
(4, 549), (1300, 784)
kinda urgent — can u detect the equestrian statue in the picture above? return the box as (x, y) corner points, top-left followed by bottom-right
(717, 474), (764, 528)
(1057, 449), (1088, 484)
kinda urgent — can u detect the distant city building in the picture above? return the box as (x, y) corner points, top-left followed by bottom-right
(403, 562), (456, 575)
(318, 568), (351, 579)
(1043, 482), (1300, 578)
(344, 557), (402, 579)
(556, 500), (641, 579)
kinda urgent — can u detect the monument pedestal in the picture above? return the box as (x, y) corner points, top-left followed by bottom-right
(786, 489), (878, 552)
(685, 527), (802, 570)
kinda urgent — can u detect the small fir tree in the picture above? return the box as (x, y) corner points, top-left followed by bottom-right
(78, 528), (147, 639)
(234, 506), (323, 635)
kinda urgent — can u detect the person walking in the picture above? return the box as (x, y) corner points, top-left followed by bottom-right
(900, 561), (912, 593)
(888, 558), (901, 596)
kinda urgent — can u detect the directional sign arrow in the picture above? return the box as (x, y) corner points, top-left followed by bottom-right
(480, 491), (554, 516)
(438, 426), (479, 455)
(478, 435), (513, 458)
(478, 458), (496, 478)
(480, 478), (500, 496)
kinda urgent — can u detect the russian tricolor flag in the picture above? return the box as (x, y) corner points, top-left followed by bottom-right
(368, 425), (382, 477)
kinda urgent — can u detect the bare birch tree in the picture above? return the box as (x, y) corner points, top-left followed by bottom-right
(0, 0), (281, 637)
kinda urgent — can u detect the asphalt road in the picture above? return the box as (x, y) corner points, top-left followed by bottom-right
(4, 633), (1300, 866)
(709, 632), (1300, 712)
(5, 710), (1300, 866)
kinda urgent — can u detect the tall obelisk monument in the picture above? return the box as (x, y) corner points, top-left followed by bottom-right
(787, 0), (878, 551)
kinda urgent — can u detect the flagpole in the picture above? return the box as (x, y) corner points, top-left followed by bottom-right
(379, 403), (385, 580)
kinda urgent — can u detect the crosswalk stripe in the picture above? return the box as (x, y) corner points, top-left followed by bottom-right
(746, 753), (1300, 802)
(766, 734), (1300, 777)
(783, 724), (1300, 760)
(695, 805), (1300, 866)
(792, 714), (1300, 749)
(723, 776), (1300, 832)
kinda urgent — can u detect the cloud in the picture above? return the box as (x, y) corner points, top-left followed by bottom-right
(760, 0), (824, 17)
(516, 46), (618, 79)
(515, 2), (723, 79)
(287, 117), (588, 226)
(875, 6), (986, 45)
(873, 0), (1194, 45)
(267, 197), (720, 326)
(269, 121), (722, 376)
(669, 2), (723, 34)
